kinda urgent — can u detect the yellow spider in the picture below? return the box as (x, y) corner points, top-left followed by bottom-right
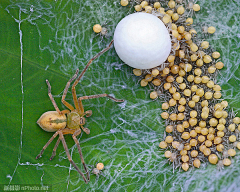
(36, 40), (123, 183)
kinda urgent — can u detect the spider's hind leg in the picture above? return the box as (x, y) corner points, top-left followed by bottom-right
(50, 137), (61, 160)
(36, 130), (60, 159)
(46, 80), (61, 114)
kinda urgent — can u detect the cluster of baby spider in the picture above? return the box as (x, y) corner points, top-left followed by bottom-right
(127, 0), (240, 171)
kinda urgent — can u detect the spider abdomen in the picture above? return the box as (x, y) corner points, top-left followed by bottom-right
(37, 111), (67, 132)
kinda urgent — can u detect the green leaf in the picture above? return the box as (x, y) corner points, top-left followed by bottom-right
(1, 0), (240, 191)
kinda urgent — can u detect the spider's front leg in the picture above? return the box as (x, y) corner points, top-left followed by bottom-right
(72, 129), (90, 181)
(78, 93), (124, 104)
(71, 40), (114, 115)
(59, 131), (89, 183)
(61, 69), (79, 111)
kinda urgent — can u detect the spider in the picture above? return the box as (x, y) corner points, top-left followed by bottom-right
(36, 40), (124, 184)
(91, 162), (106, 180)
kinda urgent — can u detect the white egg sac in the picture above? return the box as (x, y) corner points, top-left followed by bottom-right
(114, 12), (171, 69)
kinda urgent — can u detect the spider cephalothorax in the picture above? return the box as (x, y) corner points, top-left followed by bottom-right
(36, 40), (124, 183)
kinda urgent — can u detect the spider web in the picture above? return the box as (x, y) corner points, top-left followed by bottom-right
(2, 0), (240, 191)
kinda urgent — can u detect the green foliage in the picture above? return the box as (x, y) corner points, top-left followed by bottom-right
(1, 0), (240, 191)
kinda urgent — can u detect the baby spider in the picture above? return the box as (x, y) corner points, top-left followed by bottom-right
(91, 162), (106, 180)
(36, 40), (124, 184)
(93, 24), (108, 36)
(93, 22), (112, 44)
(185, 0), (200, 17)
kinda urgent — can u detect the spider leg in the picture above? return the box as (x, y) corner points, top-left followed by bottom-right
(95, 161), (99, 167)
(46, 80), (61, 114)
(72, 129), (90, 181)
(50, 137), (61, 160)
(36, 130), (60, 159)
(78, 93), (124, 103)
(100, 171), (106, 178)
(59, 131), (88, 184)
(96, 174), (100, 181)
(80, 125), (90, 135)
(61, 109), (71, 115)
(61, 69), (79, 111)
(77, 94), (123, 116)
(82, 110), (92, 117)
(71, 40), (114, 114)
